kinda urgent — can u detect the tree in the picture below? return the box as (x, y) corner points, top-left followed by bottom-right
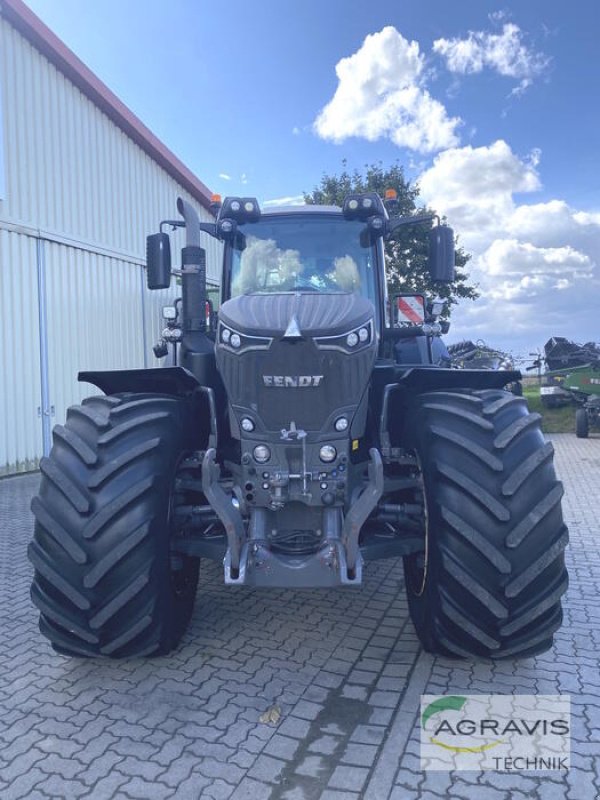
(304, 162), (478, 316)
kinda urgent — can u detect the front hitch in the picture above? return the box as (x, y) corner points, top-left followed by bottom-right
(201, 448), (244, 579)
(342, 448), (384, 579)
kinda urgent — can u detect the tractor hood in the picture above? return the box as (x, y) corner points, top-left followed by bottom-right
(215, 292), (377, 437)
(218, 292), (374, 338)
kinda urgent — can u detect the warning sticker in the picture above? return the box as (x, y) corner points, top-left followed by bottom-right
(396, 295), (425, 325)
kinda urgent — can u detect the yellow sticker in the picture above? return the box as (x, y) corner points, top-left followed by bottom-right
(352, 439), (359, 451)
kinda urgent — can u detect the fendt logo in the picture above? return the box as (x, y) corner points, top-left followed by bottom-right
(262, 375), (324, 388)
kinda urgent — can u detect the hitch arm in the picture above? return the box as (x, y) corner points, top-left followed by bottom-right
(342, 448), (384, 579)
(201, 449), (245, 578)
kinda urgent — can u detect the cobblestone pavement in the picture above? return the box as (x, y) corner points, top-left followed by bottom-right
(0, 434), (598, 799)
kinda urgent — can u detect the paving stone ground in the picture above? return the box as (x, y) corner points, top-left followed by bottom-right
(0, 434), (598, 799)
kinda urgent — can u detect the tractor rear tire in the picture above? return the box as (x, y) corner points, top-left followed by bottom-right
(403, 389), (568, 659)
(29, 393), (200, 658)
(576, 408), (589, 438)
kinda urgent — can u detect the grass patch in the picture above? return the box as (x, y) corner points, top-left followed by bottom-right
(523, 386), (575, 434)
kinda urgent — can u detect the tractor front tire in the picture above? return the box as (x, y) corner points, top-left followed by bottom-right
(29, 394), (200, 658)
(576, 408), (589, 439)
(403, 389), (568, 659)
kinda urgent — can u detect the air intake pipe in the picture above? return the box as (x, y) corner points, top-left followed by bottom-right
(177, 197), (207, 333)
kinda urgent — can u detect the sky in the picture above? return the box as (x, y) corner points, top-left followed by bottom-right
(23, 0), (600, 361)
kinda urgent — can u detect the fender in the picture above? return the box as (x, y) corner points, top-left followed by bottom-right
(372, 363), (520, 396)
(392, 366), (522, 393)
(78, 366), (201, 397)
(79, 366), (218, 448)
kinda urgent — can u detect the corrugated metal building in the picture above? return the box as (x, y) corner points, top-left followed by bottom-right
(0, 0), (221, 475)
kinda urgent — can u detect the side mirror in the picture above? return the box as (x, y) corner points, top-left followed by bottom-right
(428, 225), (455, 283)
(146, 233), (171, 290)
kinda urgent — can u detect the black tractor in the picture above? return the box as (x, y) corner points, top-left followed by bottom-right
(29, 193), (568, 660)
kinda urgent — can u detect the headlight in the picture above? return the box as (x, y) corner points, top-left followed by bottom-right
(319, 445), (337, 463)
(315, 319), (373, 352)
(219, 324), (272, 353)
(335, 417), (349, 432)
(241, 417), (255, 432)
(253, 445), (271, 463)
(162, 327), (182, 342)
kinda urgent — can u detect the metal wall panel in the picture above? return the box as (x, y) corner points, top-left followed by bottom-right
(0, 228), (42, 475)
(0, 16), (222, 282)
(44, 240), (145, 428)
(0, 15), (224, 474)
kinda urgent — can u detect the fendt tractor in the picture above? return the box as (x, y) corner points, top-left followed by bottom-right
(29, 192), (569, 660)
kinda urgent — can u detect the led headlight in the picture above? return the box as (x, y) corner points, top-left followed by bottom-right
(241, 417), (255, 433)
(358, 327), (369, 342)
(335, 417), (349, 432)
(346, 332), (359, 347)
(221, 327), (231, 343)
(162, 306), (177, 321)
(253, 445), (271, 463)
(162, 327), (182, 342)
(244, 201), (255, 213)
(220, 219), (234, 234)
(319, 445), (337, 463)
(362, 197), (373, 209)
(348, 199), (359, 211)
(230, 333), (241, 349)
(230, 200), (241, 212)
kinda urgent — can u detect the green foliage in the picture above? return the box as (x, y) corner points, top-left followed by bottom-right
(304, 161), (478, 315)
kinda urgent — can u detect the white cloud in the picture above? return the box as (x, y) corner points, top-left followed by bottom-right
(262, 195), (306, 208)
(433, 23), (548, 92)
(419, 140), (540, 249)
(218, 173), (231, 181)
(480, 239), (592, 279)
(418, 140), (600, 348)
(314, 27), (461, 153)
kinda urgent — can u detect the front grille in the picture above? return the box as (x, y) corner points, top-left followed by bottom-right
(218, 337), (375, 431)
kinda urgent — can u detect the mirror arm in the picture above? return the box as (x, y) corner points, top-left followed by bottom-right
(386, 212), (440, 238)
(159, 219), (218, 239)
(160, 219), (184, 233)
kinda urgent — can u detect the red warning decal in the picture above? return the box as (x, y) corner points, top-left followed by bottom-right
(396, 294), (425, 325)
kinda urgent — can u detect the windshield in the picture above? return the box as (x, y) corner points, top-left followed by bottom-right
(229, 215), (376, 301)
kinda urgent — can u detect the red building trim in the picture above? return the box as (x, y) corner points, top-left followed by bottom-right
(1, 0), (214, 212)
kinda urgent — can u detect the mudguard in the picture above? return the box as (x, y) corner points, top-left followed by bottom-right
(78, 367), (201, 397)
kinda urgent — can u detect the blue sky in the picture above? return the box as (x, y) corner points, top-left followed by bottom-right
(24, 0), (599, 357)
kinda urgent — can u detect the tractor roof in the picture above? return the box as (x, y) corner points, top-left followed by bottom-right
(261, 204), (342, 216)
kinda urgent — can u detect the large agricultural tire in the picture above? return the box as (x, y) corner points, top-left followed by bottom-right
(575, 408), (589, 439)
(402, 389), (568, 659)
(29, 393), (200, 658)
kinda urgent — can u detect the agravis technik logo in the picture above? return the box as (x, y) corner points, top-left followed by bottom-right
(420, 694), (570, 771)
